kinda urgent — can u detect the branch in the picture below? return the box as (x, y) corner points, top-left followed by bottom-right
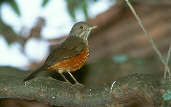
(0, 66), (161, 106)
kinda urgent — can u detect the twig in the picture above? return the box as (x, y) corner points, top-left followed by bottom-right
(166, 45), (171, 67)
(110, 81), (116, 93)
(124, 0), (171, 79)
(164, 45), (171, 78)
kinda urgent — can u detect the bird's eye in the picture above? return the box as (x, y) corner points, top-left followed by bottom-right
(80, 26), (84, 30)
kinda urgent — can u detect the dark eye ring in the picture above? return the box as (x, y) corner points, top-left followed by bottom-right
(80, 26), (84, 30)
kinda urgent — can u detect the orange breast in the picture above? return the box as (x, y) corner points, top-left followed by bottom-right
(48, 47), (89, 73)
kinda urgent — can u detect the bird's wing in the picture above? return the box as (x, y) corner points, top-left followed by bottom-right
(44, 36), (86, 68)
(23, 37), (86, 81)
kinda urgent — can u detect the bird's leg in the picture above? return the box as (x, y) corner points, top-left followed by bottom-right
(66, 70), (81, 85)
(59, 73), (70, 82)
(58, 69), (70, 83)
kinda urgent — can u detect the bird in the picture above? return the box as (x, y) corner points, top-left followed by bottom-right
(24, 22), (97, 84)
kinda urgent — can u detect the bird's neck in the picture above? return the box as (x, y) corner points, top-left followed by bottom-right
(68, 36), (88, 46)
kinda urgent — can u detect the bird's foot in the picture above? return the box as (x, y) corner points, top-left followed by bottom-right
(75, 82), (85, 87)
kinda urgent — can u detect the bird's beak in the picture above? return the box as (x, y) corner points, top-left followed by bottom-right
(89, 25), (97, 30)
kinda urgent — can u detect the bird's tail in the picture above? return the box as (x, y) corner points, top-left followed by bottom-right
(23, 67), (44, 82)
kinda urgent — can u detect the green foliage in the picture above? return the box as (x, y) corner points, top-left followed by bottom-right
(6, 0), (21, 16)
(0, 0), (102, 45)
(66, 0), (76, 19)
(81, 0), (88, 18)
(41, 0), (50, 7)
(0, 0), (21, 16)
(0, 0), (20, 45)
(0, 18), (19, 45)
(112, 54), (129, 63)
(65, 0), (96, 20)
(162, 90), (171, 101)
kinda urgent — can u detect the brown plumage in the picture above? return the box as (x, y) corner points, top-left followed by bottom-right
(24, 22), (97, 84)
(48, 46), (89, 72)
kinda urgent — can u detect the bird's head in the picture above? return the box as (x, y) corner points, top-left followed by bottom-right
(69, 22), (97, 41)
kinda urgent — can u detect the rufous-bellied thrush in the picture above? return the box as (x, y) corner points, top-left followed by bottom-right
(24, 22), (97, 84)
